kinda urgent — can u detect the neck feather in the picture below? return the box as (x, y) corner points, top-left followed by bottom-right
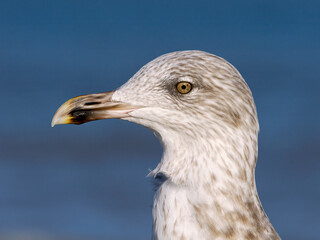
(151, 128), (280, 240)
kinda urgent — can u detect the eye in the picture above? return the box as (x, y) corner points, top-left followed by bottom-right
(176, 82), (192, 94)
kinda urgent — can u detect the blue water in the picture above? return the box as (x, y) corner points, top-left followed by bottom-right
(0, 1), (319, 239)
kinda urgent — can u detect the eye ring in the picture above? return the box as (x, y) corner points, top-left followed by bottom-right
(176, 82), (193, 94)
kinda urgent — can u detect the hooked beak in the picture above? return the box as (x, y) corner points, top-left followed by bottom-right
(51, 91), (141, 127)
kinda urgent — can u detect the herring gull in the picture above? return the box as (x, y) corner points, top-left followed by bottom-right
(51, 50), (280, 240)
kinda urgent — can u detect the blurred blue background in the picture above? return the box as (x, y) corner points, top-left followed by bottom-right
(0, 1), (319, 239)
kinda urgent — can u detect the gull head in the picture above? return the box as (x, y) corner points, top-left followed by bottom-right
(52, 50), (259, 184)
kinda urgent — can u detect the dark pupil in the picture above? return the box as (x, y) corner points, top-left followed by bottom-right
(181, 84), (187, 90)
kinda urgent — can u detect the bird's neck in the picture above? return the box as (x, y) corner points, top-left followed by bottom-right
(152, 179), (279, 240)
(151, 127), (257, 188)
(151, 130), (279, 240)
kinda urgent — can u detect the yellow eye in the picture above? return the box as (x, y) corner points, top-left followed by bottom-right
(176, 82), (192, 94)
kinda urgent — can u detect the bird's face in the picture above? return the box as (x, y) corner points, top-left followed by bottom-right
(52, 51), (258, 141)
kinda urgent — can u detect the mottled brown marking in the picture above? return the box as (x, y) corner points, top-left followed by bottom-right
(207, 220), (219, 237)
(244, 145), (250, 165)
(239, 170), (248, 182)
(214, 201), (222, 214)
(223, 226), (235, 238)
(245, 230), (256, 240)
(226, 169), (233, 177)
(236, 212), (249, 224)
(211, 173), (216, 182)
(246, 201), (263, 234)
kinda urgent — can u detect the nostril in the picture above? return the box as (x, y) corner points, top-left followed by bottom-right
(84, 101), (101, 106)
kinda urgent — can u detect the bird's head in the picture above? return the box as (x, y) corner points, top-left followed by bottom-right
(52, 50), (257, 130)
(52, 51), (259, 183)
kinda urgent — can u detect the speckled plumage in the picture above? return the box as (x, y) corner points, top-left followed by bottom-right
(112, 51), (280, 240)
(52, 50), (280, 240)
